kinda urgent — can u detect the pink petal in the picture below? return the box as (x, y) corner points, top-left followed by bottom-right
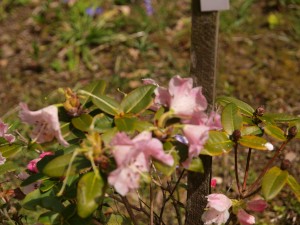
(207, 112), (222, 130)
(39, 151), (54, 158)
(0, 153), (6, 165)
(237, 209), (255, 225)
(4, 134), (15, 143)
(182, 125), (210, 167)
(27, 158), (41, 173)
(0, 120), (8, 136)
(142, 138), (174, 166)
(168, 75), (193, 96)
(202, 208), (230, 225)
(206, 194), (232, 212)
(247, 199), (268, 212)
(19, 103), (69, 146)
(154, 86), (170, 107)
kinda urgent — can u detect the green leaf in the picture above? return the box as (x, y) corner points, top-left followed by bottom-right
(133, 120), (153, 132)
(22, 189), (42, 210)
(238, 136), (268, 150)
(77, 172), (105, 218)
(264, 125), (286, 141)
(187, 157), (204, 173)
(221, 103), (243, 135)
(241, 126), (263, 136)
(0, 161), (18, 175)
(201, 131), (233, 156)
(286, 174), (300, 202)
(114, 117), (137, 132)
(38, 211), (60, 225)
(153, 151), (177, 176)
(43, 153), (90, 177)
(262, 166), (288, 200)
(40, 179), (57, 192)
(93, 114), (114, 133)
(72, 114), (93, 132)
(217, 96), (254, 117)
(120, 85), (156, 114)
(92, 95), (120, 116)
(106, 214), (132, 225)
(80, 80), (107, 107)
(0, 144), (23, 158)
(262, 113), (299, 123)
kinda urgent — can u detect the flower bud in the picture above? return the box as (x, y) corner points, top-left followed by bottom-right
(254, 106), (265, 117)
(287, 126), (297, 139)
(231, 130), (241, 142)
(280, 159), (291, 170)
(63, 88), (82, 117)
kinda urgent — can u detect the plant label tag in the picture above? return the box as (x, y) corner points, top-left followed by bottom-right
(200, 0), (230, 11)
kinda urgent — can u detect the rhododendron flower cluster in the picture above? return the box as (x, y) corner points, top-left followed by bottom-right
(149, 76), (221, 167)
(108, 131), (174, 196)
(19, 103), (69, 147)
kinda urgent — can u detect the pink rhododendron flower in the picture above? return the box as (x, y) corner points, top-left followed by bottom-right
(0, 152), (6, 165)
(19, 103), (69, 146)
(108, 131), (174, 196)
(153, 75), (207, 117)
(202, 193), (232, 225)
(182, 124), (210, 167)
(0, 120), (15, 143)
(237, 209), (255, 225)
(246, 199), (268, 212)
(27, 151), (54, 173)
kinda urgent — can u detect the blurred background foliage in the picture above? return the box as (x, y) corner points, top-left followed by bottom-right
(0, 0), (299, 223)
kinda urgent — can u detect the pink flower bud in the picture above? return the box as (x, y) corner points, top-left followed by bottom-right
(237, 209), (255, 225)
(247, 199), (268, 212)
(27, 158), (40, 173)
(211, 178), (217, 188)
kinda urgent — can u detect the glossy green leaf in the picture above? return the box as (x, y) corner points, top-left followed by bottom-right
(80, 80), (107, 107)
(0, 161), (18, 175)
(262, 113), (299, 123)
(238, 135), (268, 150)
(101, 127), (118, 146)
(221, 103), (243, 135)
(77, 172), (104, 218)
(92, 95), (120, 115)
(217, 96), (254, 117)
(22, 189), (42, 210)
(72, 114), (93, 132)
(264, 125), (286, 141)
(241, 126), (263, 136)
(286, 174), (300, 202)
(262, 166), (288, 200)
(38, 211), (60, 225)
(201, 131), (233, 156)
(93, 114), (114, 133)
(40, 179), (57, 192)
(115, 117), (137, 131)
(134, 120), (153, 132)
(153, 151), (177, 176)
(43, 153), (90, 177)
(187, 157), (204, 173)
(120, 84), (156, 114)
(0, 144), (22, 157)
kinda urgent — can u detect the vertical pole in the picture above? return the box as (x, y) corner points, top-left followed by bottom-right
(185, 1), (219, 224)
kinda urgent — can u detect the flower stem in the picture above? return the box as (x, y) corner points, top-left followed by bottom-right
(234, 143), (242, 197)
(243, 140), (289, 198)
(242, 148), (252, 192)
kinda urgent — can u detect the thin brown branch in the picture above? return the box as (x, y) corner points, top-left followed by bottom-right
(242, 148), (252, 192)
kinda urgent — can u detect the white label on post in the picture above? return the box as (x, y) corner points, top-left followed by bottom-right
(201, 0), (230, 11)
